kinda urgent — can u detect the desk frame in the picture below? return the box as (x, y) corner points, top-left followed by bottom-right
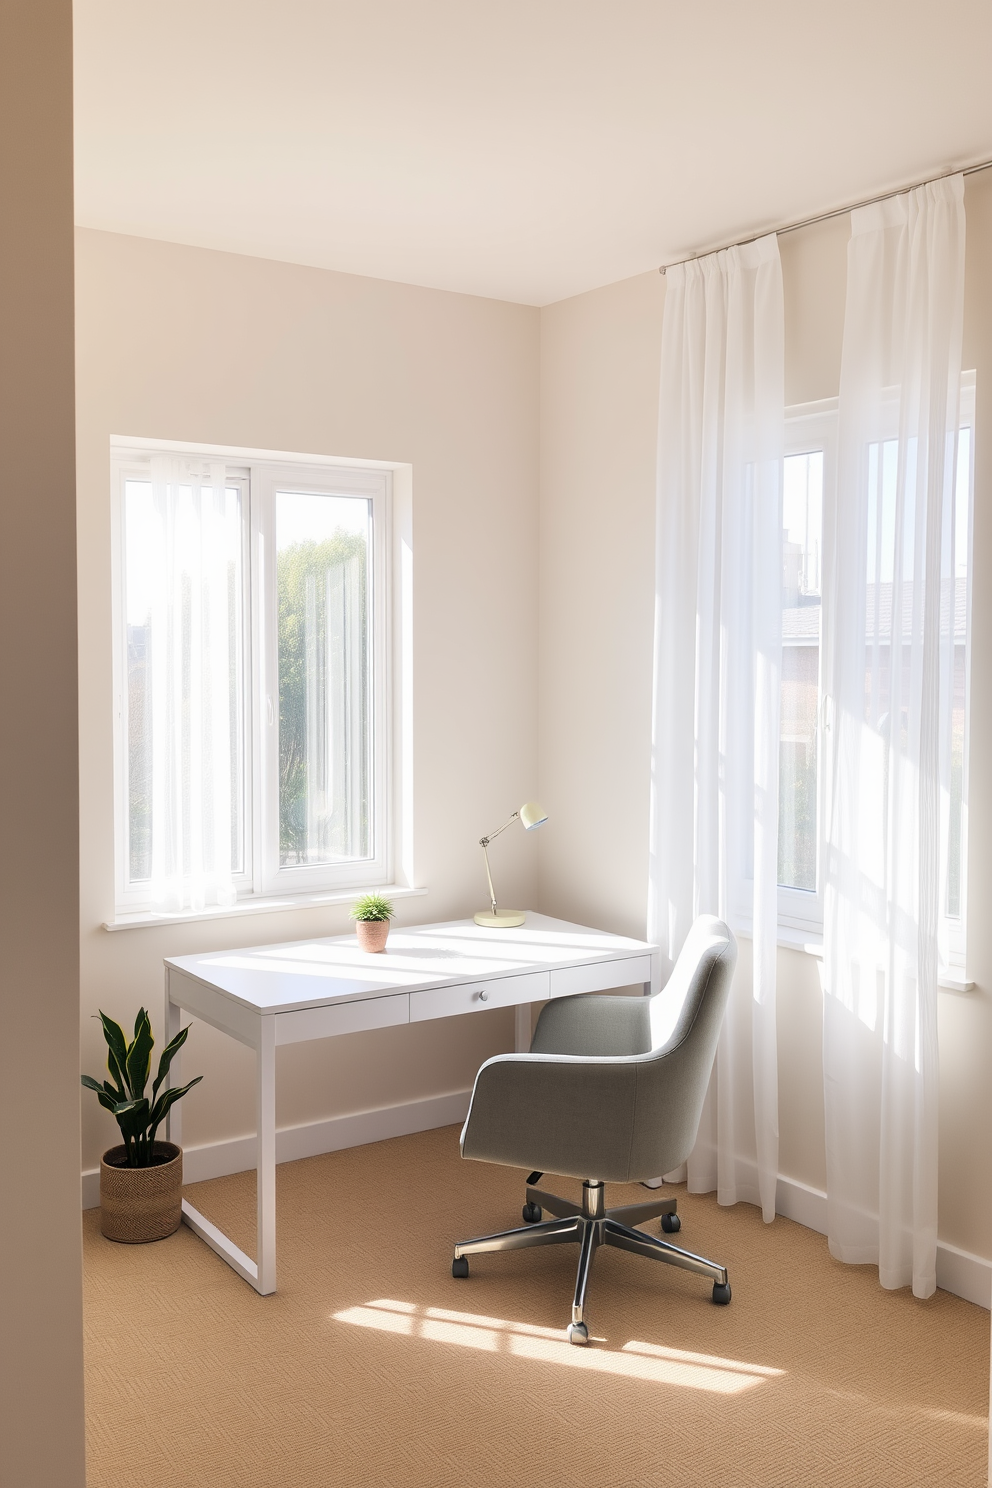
(165, 916), (659, 1294)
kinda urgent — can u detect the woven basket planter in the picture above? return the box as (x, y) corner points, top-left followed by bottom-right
(100, 1141), (183, 1243)
(355, 919), (390, 953)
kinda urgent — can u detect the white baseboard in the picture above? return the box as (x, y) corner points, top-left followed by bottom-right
(80, 1103), (991, 1309)
(775, 1173), (828, 1231)
(935, 1239), (992, 1309)
(80, 1088), (472, 1212)
(775, 1172), (991, 1309)
(674, 1151), (991, 1311)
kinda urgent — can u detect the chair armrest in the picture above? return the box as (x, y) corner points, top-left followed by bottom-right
(530, 992), (651, 1057)
(460, 1052), (638, 1184)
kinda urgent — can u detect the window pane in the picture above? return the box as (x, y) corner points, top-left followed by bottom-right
(124, 481), (154, 882)
(779, 451), (822, 891)
(124, 477), (246, 889)
(948, 425), (971, 919)
(860, 427), (971, 922)
(277, 490), (372, 866)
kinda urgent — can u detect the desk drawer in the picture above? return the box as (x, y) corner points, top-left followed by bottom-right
(410, 970), (550, 1024)
(276, 993), (410, 1046)
(550, 956), (652, 999)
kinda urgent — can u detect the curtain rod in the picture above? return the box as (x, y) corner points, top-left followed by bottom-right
(657, 155), (992, 275)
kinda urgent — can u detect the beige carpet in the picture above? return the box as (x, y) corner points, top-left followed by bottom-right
(83, 1125), (989, 1487)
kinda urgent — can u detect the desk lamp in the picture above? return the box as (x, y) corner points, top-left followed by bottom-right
(474, 801), (548, 927)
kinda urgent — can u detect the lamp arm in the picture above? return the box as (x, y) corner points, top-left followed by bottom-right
(478, 811), (523, 919)
(479, 811), (520, 850)
(481, 840), (499, 918)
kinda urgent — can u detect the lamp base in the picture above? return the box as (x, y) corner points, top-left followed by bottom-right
(473, 910), (526, 928)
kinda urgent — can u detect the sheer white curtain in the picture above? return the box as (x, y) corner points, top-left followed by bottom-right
(823, 176), (966, 1297)
(148, 456), (244, 912)
(648, 234), (784, 1222)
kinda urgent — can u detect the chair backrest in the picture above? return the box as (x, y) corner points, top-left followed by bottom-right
(626, 915), (737, 1182)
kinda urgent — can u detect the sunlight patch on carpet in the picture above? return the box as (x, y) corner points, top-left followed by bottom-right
(332, 1299), (785, 1393)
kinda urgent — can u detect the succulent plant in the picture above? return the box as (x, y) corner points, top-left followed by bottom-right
(349, 893), (395, 922)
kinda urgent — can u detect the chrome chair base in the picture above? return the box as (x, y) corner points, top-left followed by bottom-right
(452, 1179), (730, 1343)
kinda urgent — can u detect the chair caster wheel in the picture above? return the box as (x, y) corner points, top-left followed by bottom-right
(522, 1202), (543, 1223)
(712, 1282), (731, 1305)
(567, 1322), (589, 1346)
(452, 1257), (469, 1278)
(661, 1212), (681, 1234)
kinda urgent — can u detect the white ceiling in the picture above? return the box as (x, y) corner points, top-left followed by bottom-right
(74, 1), (992, 307)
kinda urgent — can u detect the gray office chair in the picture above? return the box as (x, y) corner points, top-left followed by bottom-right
(452, 915), (737, 1343)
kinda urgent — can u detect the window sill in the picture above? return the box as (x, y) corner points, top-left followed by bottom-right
(737, 925), (974, 990)
(774, 924), (825, 958)
(734, 921), (824, 957)
(103, 884), (428, 933)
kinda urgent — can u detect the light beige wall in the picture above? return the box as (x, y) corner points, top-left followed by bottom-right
(780, 214), (850, 405)
(537, 269), (666, 939)
(0, 3), (86, 1485)
(538, 176), (992, 1261)
(76, 230), (540, 1170)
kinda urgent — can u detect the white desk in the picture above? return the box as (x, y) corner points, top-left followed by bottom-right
(164, 912), (659, 1294)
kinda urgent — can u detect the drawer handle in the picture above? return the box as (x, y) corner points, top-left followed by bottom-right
(478, 990), (489, 1002)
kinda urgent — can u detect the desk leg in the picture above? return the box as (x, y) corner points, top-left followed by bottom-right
(169, 983), (278, 1296)
(514, 1003), (535, 1053)
(256, 1015), (277, 1295)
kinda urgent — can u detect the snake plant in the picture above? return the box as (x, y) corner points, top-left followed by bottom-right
(82, 1008), (202, 1168)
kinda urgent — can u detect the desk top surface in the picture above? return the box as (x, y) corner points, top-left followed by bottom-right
(165, 912), (657, 1015)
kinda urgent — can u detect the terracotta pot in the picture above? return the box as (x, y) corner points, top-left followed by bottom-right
(100, 1141), (183, 1243)
(355, 918), (390, 953)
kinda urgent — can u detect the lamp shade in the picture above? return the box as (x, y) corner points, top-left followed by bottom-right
(519, 801), (548, 831)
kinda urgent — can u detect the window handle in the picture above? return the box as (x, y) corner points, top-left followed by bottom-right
(266, 696), (274, 728)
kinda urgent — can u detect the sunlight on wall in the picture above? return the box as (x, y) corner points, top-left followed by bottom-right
(332, 1298), (785, 1394)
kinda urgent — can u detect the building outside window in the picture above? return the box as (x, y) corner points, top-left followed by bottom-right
(779, 444), (823, 899)
(776, 401), (833, 934)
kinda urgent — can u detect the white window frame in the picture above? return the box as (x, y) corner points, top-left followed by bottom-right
(775, 376), (975, 964)
(110, 441), (400, 918)
(111, 459), (255, 913)
(777, 397), (837, 936)
(944, 370), (975, 973)
(252, 462), (392, 897)
(852, 375), (975, 973)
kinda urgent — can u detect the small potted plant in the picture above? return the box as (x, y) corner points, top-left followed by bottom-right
(350, 892), (394, 952)
(82, 1008), (202, 1243)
